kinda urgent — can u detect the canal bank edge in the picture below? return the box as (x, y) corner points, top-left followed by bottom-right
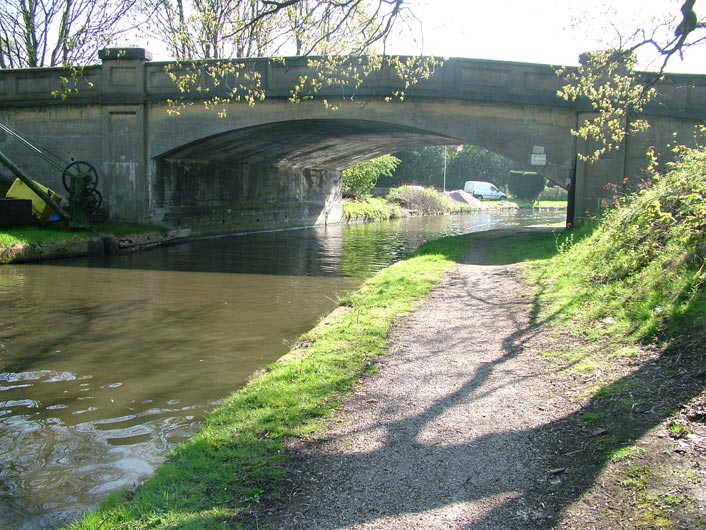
(0, 228), (192, 264)
(66, 231), (476, 530)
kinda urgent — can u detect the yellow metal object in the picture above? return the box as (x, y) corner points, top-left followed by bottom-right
(6, 178), (63, 224)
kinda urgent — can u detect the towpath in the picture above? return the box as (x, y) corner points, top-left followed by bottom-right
(255, 232), (701, 529)
(253, 234), (570, 529)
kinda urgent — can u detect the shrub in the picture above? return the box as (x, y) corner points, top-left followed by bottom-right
(343, 198), (402, 222)
(386, 186), (452, 214)
(342, 155), (400, 197)
(539, 186), (569, 201)
(508, 171), (547, 200)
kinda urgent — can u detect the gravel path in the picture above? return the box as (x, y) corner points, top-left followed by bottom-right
(259, 235), (574, 529)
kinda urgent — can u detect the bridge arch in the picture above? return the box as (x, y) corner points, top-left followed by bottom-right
(154, 118), (461, 169)
(147, 101), (576, 233)
(148, 98), (577, 182)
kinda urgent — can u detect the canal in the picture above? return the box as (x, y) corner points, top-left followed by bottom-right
(0, 210), (564, 529)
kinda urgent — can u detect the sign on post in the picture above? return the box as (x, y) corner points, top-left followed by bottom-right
(531, 146), (546, 166)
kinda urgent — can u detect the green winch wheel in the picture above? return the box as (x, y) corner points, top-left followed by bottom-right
(62, 160), (98, 192)
(81, 187), (103, 213)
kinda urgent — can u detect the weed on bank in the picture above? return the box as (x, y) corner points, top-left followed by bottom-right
(68, 235), (473, 530)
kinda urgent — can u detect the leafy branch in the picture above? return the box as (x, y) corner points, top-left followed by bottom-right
(556, 0), (705, 163)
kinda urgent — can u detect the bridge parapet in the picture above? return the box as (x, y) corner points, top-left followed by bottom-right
(0, 64), (102, 105)
(0, 49), (704, 118)
(132, 54), (577, 108)
(17, 52), (563, 107)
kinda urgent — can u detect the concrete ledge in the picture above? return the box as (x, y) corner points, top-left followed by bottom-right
(0, 229), (193, 264)
(115, 229), (191, 252)
(99, 47), (153, 61)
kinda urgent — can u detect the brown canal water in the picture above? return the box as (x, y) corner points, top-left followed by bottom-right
(0, 210), (564, 529)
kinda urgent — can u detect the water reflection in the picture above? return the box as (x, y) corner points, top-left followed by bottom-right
(0, 210), (564, 529)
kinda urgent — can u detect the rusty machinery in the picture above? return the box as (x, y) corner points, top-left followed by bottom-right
(0, 121), (103, 229)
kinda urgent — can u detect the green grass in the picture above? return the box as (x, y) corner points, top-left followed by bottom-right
(536, 200), (568, 209)
(485, 228), (565, 265)
(343, 197), (402, 222)
(667, 422), (690, 438)
(343, 191), (480, 223)
(67, 233), (474, 530)
(620, 464), (652, 491)
(510, 199), (568, 210)
(0, 224), (89, 245)
(0, 222), (166, 246)
(541, 348), (599, 374)
(580, 411), (609, 423)
(529, 146), (706, 350)
(607, 445), (646, 463)
(388, 186), (480, 214)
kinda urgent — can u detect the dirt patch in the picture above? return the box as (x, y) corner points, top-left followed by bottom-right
(254, 236), (706, 529)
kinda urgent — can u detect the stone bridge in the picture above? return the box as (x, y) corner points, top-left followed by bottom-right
(0, 48), (704, 233)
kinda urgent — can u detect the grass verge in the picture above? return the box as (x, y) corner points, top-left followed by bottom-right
(483, 145), (706, 527)
(67, 233), (474, 530)
(0, 222), (166, 246)
(509, 199), (568, 210)
(343, 189), (482, 223)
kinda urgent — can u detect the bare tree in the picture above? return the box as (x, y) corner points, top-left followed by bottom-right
(142, 0), (413, 60)
(0, 0), (139, 67)
(275, 0), (403, 57)
(144, 0), (437, 117)
(141, 0), (273, 60)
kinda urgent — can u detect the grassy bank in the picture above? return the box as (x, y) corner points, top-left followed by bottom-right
(68, 234), (474, 530)
(0, 222), (172, 263)
(534, 147), (705, 349)
(487, 145), (706, 527)
(487, 144), (705, 351)
(387, 185), (476, 214)
(0, 222), (167, 246)
(510, 199), (568, 210)
(344, 186), (478, 222)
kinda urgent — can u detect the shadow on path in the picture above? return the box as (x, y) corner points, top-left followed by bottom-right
(255, 233), (705, 529)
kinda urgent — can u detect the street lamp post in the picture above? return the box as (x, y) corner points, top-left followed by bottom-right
(443, 145), (447, 192)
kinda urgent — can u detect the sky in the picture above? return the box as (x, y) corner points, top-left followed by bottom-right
(386, 0), (706, 74)
(137, 0), (705, 74)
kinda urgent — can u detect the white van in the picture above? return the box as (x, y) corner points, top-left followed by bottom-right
(463, 181), (507, 201)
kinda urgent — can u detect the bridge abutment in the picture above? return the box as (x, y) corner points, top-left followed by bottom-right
(572, 110), (703, 221)
(572, 112), (630, 218)
(152, 158), (343, 234)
